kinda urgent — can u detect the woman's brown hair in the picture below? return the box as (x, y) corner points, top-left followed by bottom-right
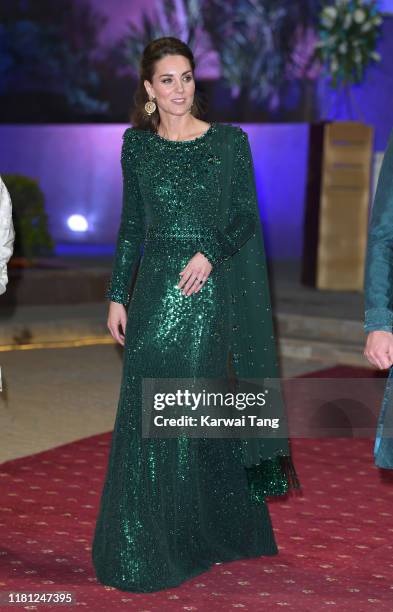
(130, 36), (205, 132)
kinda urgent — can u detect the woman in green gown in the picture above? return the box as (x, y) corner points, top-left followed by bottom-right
(92, 36), (300, 593)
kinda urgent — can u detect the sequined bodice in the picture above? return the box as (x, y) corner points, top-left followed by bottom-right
(105, 121), (260, 305)
(129, 122), (222, 234)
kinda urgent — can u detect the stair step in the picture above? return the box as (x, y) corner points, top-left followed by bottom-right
(275, 311), (365, 344)
(278, 336), (366, 367)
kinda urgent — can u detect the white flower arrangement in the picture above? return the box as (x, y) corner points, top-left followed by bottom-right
(316, 0), (383, 87)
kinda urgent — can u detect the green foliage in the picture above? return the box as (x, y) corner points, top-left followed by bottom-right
(2, 174), (54, 259)
(0, 0), (325, 117)
(113, 0), (204, 77)
(316, 0), (383, 88)
(203, 0), (321, 107)
(115, 0), (321, 111)
(0, 0), (109, 114)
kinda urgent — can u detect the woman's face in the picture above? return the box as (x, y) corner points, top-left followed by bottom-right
(144, 54), (195, 117)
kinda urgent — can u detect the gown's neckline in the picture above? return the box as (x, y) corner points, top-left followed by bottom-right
(151, 122), (215, 144)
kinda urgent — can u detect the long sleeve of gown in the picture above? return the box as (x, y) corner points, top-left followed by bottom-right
(364, 129), (393, 333)
(106, 129), (146, 306)
(199, 128), (258, 267)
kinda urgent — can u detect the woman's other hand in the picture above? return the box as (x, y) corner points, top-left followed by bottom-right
(177, 252), (213, 296)
(364, 330), (393, 370)
(107, 301), (127, 346)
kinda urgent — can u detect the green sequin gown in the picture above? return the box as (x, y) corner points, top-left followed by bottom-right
(91, 121), (287, 593)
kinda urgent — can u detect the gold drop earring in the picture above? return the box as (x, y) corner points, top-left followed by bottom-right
(144, 96), (157, 115)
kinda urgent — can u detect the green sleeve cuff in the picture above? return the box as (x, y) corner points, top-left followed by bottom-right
(199, 227), (236, 268)
(364, 307), (393, 333)
(105, 280), (129, 307)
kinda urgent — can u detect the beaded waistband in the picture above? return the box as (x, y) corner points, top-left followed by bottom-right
(145, 226), (211, 241)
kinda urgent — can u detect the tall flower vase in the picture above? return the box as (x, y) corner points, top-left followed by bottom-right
(319, 78), (365, 123)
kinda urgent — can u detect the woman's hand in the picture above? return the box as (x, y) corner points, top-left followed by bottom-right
(364, 330), (393, 370)
(107, 301), (127, 346)
(177, 252), (213, 296)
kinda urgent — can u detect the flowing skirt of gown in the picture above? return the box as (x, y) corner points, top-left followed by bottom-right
(91, 238), (279, 593)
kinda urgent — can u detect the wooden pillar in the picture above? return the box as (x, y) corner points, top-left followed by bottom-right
(302, 121), (374, 290)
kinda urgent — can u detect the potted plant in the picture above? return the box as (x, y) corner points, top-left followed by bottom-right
(316, 0), (383, 119)
(2, 174), (54, 267)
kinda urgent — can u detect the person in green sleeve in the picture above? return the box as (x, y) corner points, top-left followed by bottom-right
(364, 128), (393, 467)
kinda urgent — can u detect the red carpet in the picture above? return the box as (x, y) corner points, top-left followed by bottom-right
(1, 365), (393, 611)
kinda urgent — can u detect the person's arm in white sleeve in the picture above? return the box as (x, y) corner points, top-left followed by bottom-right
(0, 177), (15, 295)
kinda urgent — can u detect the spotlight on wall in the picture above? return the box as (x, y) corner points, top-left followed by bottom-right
(67, 214), (88, 232)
